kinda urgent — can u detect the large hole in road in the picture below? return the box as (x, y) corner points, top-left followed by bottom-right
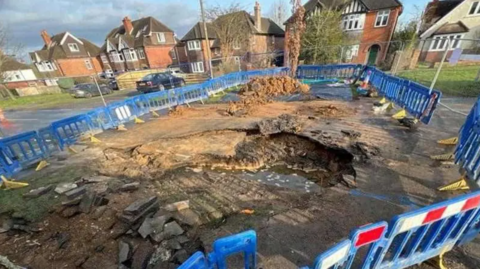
(100, 130), (355, 192)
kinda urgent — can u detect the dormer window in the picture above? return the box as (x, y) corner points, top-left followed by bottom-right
(68, 43), (79, 52)
(156, 32), (166, 43)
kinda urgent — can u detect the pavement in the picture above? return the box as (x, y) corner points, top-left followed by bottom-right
(0, 89), (140, 137)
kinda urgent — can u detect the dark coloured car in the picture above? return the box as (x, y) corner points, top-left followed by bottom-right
(108, 79), (119, 91)
(70, 83), (113, 98)
(136, 73), (186, 94)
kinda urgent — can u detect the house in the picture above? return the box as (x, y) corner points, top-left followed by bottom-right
(417, 0), (480, 64)
(29, 31), (102, 77)
(284, 0), (403, 65)
(100, 16), (179, 72)
(180, 2), (285, 73)
(1, 57), (39, 89)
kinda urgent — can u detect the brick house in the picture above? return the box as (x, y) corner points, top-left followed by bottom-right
(417, 0), (480, 64)
(29, 31), (102, 77)
(100, 16), (179, 72)
(1, 57), (40, 89)
(180, 2), (285, 73)
(285, 0), (403, 66)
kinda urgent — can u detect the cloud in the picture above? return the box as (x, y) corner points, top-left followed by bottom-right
(0, 0), (200, 56)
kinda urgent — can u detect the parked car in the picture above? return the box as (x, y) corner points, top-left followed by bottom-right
(108, 78), (119, 91)
(100, 69), (115, 79)
(166, 68), (187, 79)
(70, 83), (113, 98)
(136, 72), (186, 94)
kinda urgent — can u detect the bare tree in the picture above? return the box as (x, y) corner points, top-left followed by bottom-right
(206, 3), (251, 61)
(287, 0), (306, 76)
(0, 24), (23, 100)
(268, 0), (289, 29)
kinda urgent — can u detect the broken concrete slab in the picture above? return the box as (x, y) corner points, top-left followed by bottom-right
(258, 114), (304, 136)
(138, 212), (172, 239)
(173, 209), (201, 226)
(65, 186), (87, 200)
(61, 197), (82, 207)
(120, 197), (160, 224)
(118, 241), (131, 264)
(82, 175), (114, 184)
(124, 197), (158, 216)
(166, 238), (182, 250)
(23, 185), (54, 198)
(175, 235), (190, 245)
(79, 192), (96, 214)
(119, 182), (140, 192)
(54, 183), (78, 194)
(163, 221), (184, 239)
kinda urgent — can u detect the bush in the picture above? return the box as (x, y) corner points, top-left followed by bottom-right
(73, 76), (93, 84)
(57, 78), (75, 90)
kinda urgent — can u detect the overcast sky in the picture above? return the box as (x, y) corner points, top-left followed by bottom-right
(0, 0), (429, 61)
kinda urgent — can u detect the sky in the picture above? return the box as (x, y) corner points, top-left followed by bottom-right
(0, 0), (430, 61)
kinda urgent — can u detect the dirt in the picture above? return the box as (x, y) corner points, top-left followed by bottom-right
(169, 105), (188, 117)
(297, 104), (355, 118)
(227, 76), (310, 116)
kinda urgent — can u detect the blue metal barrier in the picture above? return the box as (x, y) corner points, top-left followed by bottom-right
(51, 114), (93, 150)
(365, 67), (441, 125)
(178, 192), (480, 269)
(297, 64), (363, 80)
(455, 97), (480, 184)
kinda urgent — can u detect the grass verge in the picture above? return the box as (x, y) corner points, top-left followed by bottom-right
(397, 65), (480, 97)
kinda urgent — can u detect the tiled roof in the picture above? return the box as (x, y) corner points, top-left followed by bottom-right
(30, 32), (100, 62)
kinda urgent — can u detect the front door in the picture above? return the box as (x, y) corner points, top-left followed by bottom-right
(367, 45), (380, 65)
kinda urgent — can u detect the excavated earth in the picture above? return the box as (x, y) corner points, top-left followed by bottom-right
(0, 96), (479, 269)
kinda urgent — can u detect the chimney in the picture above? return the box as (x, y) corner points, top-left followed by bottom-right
(123, 16), (133, 35)
(254, 1), (261, 30)
(40, 30), (51, 46)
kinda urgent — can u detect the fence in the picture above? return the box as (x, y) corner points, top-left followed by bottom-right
(455, 97), (480, 185)
(0, 67), (290, 179)
(365, 66), (442, 125)
(179, 190), (480, 269)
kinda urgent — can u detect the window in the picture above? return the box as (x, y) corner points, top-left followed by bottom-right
(342, 14), (364, 31)
(234, 56), (241, 64)
(214, 48), (220, 56)
(137, 49), (146, 59)
(109, 51), (123, 62)
(375, 10), (390, 27)
(45, 62), (54, 71)
(68, 43), (79, 52)
(136, 31), (142, 38)
(171, 50), (177, 59)
(129, 49), (137, 61)
(156, 32), (166, 43)
(124, 50), (132, 61)
(345, 45), (359, 60)
(233, 40), (241, 50)
(429, 35), (463, 51)
(470, 1), (480, 15)
(271, 36), (275, 45)
(84, 59), (93, 70)
(187, 40), (201, 51)
(100, 54), (109, 64)
(191, 62), (204, 73)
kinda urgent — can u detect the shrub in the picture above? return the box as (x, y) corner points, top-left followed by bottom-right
(57, 78), (75, 90)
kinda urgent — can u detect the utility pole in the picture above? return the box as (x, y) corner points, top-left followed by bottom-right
(199, 0), (214, 78)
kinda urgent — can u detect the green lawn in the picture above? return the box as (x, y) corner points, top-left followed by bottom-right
(398, 65), (480, 97)
(0, 90), (131, 110)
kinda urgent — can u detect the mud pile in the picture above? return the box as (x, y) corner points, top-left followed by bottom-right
(169, 105), (187, 117)
(227, 76), (310, 116)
